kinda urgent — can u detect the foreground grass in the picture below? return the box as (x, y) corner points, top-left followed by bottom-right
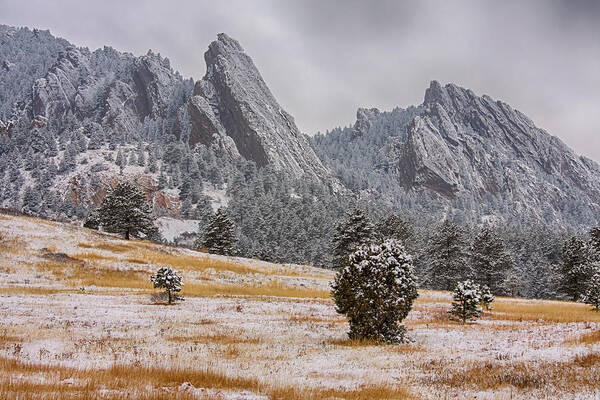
(0, 356), (413, 400)
(433, 353), (600, 392)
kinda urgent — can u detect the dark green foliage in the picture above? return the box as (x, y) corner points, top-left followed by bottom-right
(448, 280), (482, 323)
(589, 227), (600, 257)
(150, 267), (183, 304)
(376, 214), (414, 246)
(581, 272), (600, 311)
(479, 285), (495, 310)
(559, 236), (594, 301)
(95, 181), (157, 240)
(426, 220), (470, 290)
(331, 209), (374, 269)
(202, 208), (237, 256)
(470, 227), (514, 294)
(331, 240), (418, 343)
(83, 210), (100, 230)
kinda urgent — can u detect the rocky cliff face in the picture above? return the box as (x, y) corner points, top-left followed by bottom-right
(186, 34), (328, 179)
(391, 81), (600, 207)
(31, 46), (183, 136)
(314, 81), (600, 226)
(12, 28), (327, 179)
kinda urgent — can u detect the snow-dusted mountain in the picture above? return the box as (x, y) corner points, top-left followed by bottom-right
(1, 24), (599, 265)
(0, 25), (327, 180)
(186, 33), (328, 179)
(312, 81), (600, 227)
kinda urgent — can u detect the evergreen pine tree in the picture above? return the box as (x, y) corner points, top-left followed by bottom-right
(202, 207), (237, 256)
(470, 227), (514, 294)
(376, 214), (414, 246)
(448, 280), (482, 323)
(581, 271), (600, 311)
(426, 220), (470, 290)
(331, 208), (374, 269)
(589, 227), (600, 259)
(150, 267), (183, 304)
(95, 181), (157, 240)
(479, 284), (495, 310)
(559, 236), (593, 300)
(331, 239), (418, 343)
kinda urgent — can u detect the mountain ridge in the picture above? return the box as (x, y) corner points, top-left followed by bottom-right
(1, 23), (599, 248)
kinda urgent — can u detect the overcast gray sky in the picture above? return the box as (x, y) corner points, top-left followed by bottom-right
(1, 0), (599, 160)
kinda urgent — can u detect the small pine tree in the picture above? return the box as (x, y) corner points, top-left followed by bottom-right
(581, 272), (600, 311)
(96, 181), (157, 240)
(426, 220), (470, 290)
(331, 239), (418, 343)
(150, 267), (183, 304)
(202, 208), (237, 256)
(448, 280), (482, 323)
(479, 285), (495, 310)
(331, 208), (374, 269)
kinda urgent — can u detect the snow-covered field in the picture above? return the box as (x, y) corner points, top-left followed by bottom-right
(0, 213), (599, 399)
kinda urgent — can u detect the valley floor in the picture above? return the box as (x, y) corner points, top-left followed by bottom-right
(0, 213), (599, 399)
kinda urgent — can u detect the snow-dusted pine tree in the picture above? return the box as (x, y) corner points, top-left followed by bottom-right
(479, 284), (495, 310)
(150, 267), (183, 304)
(376, 214), (414, 246)
(426, 220), (470, 290)
(470, 227), (514, 294)
(589, 227), (600, 257)
(331, 208), (374, 269)
(95, 181), (157, 240)
(581, 271), (600, 311)
(331, 239), (418, 343)
(202, 207), (237, 256)
(559, 236), (594, 301)
(448, 280), (482, 323)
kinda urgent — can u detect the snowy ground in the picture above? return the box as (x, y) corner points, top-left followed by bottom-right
(0, 213), (599, 399)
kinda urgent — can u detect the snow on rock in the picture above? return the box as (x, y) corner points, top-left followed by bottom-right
(186, 33), (330, 180)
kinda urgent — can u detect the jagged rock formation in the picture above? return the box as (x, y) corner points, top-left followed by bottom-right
(1, 26), (327, 180)
(185, 33), (328, 179)
(30, 45), (185, 136)
(313, 81), (600, 226)
(393, 82), (600, 204)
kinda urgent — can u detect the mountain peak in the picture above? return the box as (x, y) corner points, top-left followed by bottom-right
(216, 33), (244, 51)
(188, 33), (329, 178)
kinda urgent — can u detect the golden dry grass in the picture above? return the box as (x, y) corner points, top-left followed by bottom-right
(488, 299), (600, 323)
(431, 353), (600, 392)
(132, 250), (265, 275)
(0, 356), (413, 400)
(0, 287), (73, 296)
(167, 333), (262, 345)
(183, 281), (331, 299)
(566, 329), (600, 345)
(328, 338), (424, 353)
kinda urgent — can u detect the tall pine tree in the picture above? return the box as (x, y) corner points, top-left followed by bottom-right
(426, 220), (470, 290)
(95, 181), (157, 240)
(376, 214), (414, 246)
(331, 208), (374, 269)
(470, 227), (514, 294)
(202, 207), (237, 256)
(559, 236), (594, 301)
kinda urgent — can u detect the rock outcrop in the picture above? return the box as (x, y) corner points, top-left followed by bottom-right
(186, 33), (328, 179)
(31, 46), (184, 136)
(396, 82), (600, 203)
